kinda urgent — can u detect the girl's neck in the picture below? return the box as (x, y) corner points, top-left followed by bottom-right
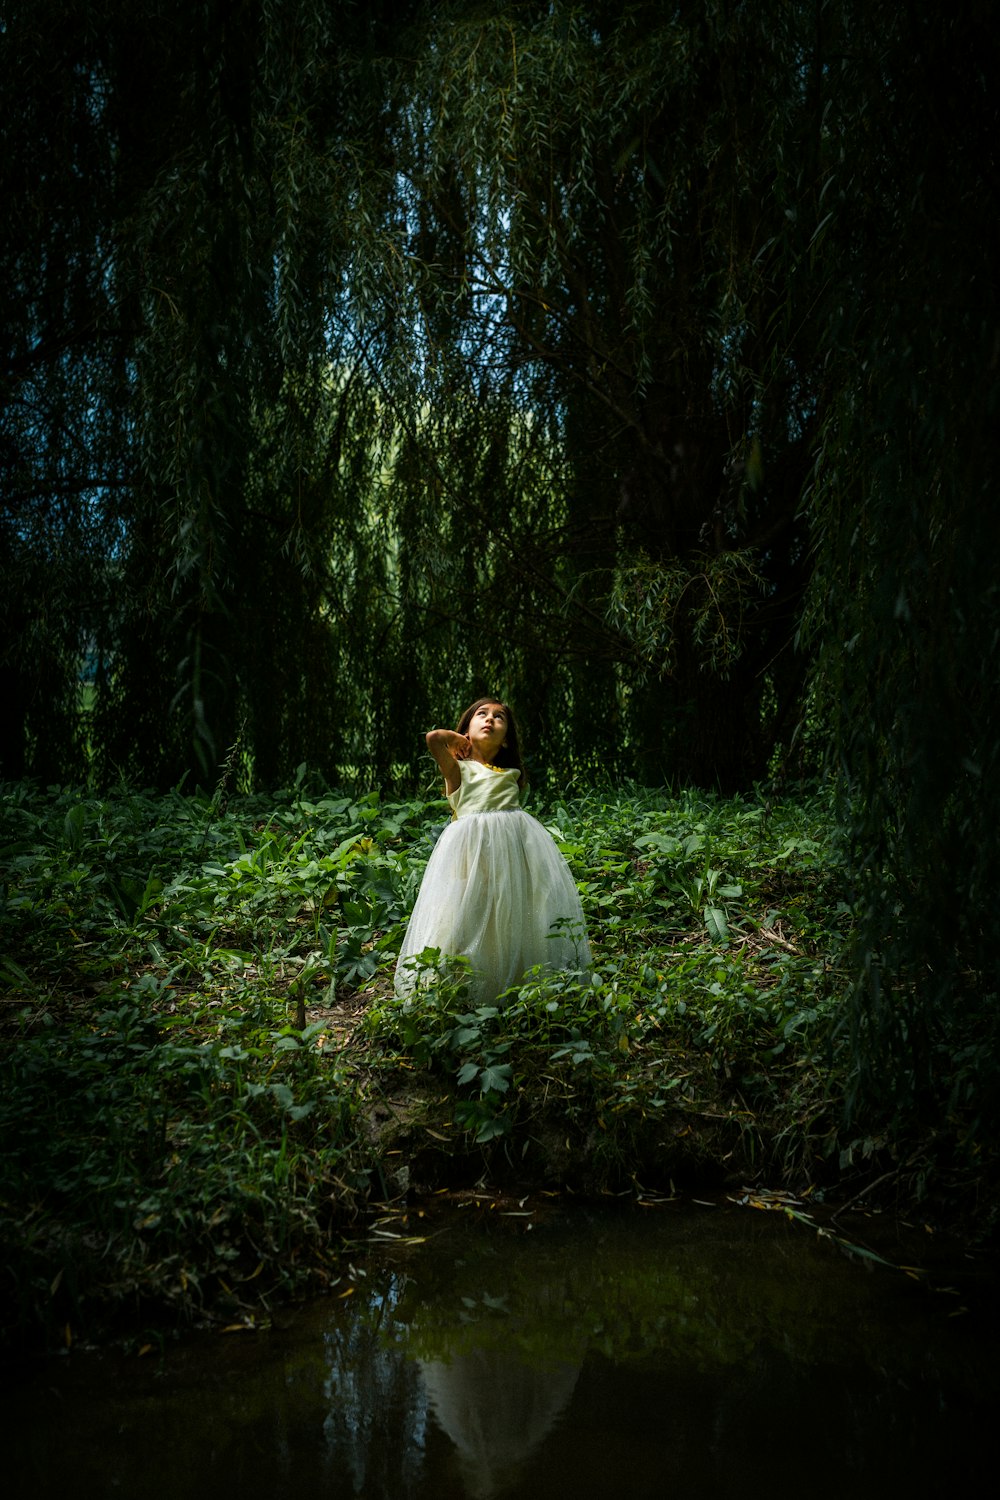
(472, 751), (505, 770)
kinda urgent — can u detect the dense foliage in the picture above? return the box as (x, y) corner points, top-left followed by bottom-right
(2, 777), (861, 1347)
(799, 4), (1000, 1132)
(8, 0), (992, 790)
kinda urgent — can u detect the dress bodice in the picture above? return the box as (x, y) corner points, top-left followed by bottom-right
(447, 758), (521, 817)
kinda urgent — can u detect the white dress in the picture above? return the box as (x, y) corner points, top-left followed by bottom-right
(394, 759), (591, 1004)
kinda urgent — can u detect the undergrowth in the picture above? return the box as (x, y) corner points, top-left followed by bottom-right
(0, 774), (857, 1348)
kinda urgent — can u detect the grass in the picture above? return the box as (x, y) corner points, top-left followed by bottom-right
(0, 774), (858, 1349)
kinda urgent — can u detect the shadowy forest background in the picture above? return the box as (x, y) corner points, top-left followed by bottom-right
(2, 1), (999, 1147)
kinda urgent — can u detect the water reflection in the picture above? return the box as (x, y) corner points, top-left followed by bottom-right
(421, 1347), (580, 1497)
(5, 1203), (997, 1499)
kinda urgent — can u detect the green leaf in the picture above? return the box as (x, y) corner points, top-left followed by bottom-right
(270, 1083), (294, 1112)
(704, 907), (729, 943)
(479, 1064), (512, 1094)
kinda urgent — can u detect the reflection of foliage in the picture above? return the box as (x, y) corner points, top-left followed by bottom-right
(6, 1213), (991, 1498)
(396, 1248), (745, 1375)
(387, 1212), (936, 1382)
(320, 1277), (429, 1498)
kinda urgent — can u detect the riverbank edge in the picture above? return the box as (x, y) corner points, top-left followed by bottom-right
(3, 1023), (994, 1359)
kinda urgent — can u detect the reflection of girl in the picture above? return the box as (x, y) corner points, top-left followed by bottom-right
(394, 697), (590, 1004)
(421, 1347), (580, 1500)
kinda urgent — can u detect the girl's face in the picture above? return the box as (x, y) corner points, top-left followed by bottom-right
(467, 702), (508, 759)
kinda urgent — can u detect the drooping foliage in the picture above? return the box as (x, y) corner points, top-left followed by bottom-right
(2, 0), (426, 788)
(801, 0), (1000, 1132)
(2, 0), (828, 791)
(399, 1), (827, 788)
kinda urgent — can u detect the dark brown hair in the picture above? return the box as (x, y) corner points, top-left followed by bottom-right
(456, 696), (526, 787)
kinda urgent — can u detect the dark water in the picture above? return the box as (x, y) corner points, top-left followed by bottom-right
(5, 1198), (997, 1499)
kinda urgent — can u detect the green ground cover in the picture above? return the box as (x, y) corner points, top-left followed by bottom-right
(1, 777), (860, 1348)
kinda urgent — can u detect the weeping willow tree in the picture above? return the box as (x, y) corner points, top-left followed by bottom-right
(799, 0), (1000, 1144)
(1, 0), (827, 790)
(0, 0), (127, 780)
(0, 0), (423, 788)
(82, 0), (431, 789)
(375, 0), (824, 788)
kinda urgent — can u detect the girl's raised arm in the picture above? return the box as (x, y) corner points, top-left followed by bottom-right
(425, 728), (471, 795)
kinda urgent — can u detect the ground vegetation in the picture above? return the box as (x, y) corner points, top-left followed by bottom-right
(2, 775), (990, 1351)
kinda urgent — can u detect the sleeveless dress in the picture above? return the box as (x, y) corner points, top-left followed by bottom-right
(394, 759), (591, 1004)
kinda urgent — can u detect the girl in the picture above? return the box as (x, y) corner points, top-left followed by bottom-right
(394, 697), (591, 1004)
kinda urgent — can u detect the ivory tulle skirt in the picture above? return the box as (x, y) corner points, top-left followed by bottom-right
(394, 809), (590, 1004)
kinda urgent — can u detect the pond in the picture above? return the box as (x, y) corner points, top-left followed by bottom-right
(6, 1194), (996, 1499)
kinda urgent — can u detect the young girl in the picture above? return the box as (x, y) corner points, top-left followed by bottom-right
(394, 697), (591, 1004)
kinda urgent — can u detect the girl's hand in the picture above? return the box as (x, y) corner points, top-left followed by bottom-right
(425, 728), (471, 793)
